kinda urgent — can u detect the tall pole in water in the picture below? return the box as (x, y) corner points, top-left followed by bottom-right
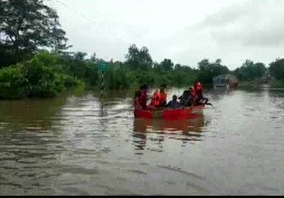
(98, 60), (107, 117)
(98, 60), (107, 109)
(101, 71), (104, 98)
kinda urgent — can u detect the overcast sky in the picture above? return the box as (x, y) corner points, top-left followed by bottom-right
(46, 0), (284, 70)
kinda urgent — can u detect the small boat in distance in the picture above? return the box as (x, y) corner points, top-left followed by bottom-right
(212, 74), (239, 89)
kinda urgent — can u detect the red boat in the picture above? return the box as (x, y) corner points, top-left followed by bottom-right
(134, 113), (205, 133)
(134, 105), (204, 120)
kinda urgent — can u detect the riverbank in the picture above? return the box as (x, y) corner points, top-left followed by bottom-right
(238, 79), (284, 89)
(238, 81), (256, 89)
(269, 79), (284, 88)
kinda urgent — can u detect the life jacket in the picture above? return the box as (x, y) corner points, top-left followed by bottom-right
(150, 91), (160, 107)
(159, 91), (167, 107)
(196, 82), (204, 98)
(193, 82), (204, 105)
(196, 83), (203, 92)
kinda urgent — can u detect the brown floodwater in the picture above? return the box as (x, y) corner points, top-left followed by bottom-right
(0, 87), (284, 195)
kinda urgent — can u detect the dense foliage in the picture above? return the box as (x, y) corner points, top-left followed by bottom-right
(269, 59), (284, 81)
(0, 0), (69, 67)
(233, 60), (267, 81)
(0, 0), (283, 100)
(197, 59), (230, 84)
(0, 52), (79, 99)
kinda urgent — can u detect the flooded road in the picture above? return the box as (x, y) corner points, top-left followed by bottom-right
(0, 88), (284, 195)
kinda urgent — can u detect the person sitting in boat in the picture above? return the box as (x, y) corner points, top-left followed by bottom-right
(178, 90), (193, 107)
(193, 81), (209, 106)
(189, 87), (195, 104)
(149, 89), (161, 108)
(166, 95), (181, 109)
(159, 84), (168, 108)
(194, 81), (203, 92)
(196, 93), (209, 105)
(189, 86), (197, 104)
(134, 91), (142, 110)
(139, 84), (149, 110)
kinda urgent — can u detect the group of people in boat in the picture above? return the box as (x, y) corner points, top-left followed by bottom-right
(134, 81), (209, 110)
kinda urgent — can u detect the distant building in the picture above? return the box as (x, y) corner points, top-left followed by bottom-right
(259, 71), (272, 84)
(212, 74), (239, 89)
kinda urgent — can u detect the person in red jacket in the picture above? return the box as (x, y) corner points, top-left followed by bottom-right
(134, 91), (142, 110)
(192, 81), (208, 106)
(138, 84), (148, 110)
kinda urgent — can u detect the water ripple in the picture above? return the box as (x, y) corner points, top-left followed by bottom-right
(1, 89), (284, 195)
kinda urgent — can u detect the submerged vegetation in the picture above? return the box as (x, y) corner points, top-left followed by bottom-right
(0, 0), (284, 99)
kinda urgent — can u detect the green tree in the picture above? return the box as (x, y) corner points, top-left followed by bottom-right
(60, 51), (89, 80)
(174, 63), (182, 70)
(233, 60), (267, 81)
(139, 46), (152, 69)
(0, 0), (69, 66)
(90, 52), (97, 62)
(125, 44), (152, 70)
(197, 59), (229, 84)
(159, 58), (174, 71)
(125, 44), (139, 69)
(269, 59), (284, 80)
(254, 62), (266, 78)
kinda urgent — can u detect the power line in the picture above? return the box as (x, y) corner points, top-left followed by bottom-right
(52, 0), (107, 30)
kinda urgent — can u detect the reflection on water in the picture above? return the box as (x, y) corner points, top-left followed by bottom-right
(133, 114), (205, 152)
(134, 114), (204, 133)
(1, 88), (284, 195)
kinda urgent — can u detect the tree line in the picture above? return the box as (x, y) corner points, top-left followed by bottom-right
(0, 0), (283, 99)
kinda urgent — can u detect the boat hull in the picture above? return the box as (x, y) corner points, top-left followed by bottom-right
(134, 105), (204, 120)
(134, 113), (205, 133)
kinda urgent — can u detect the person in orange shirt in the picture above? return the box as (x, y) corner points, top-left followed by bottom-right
(149, 89), (160, 108)
(159, 84), (168, 108)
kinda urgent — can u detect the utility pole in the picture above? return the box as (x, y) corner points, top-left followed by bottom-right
(98, 60), (107, 98)
(98, 60), (108, 117)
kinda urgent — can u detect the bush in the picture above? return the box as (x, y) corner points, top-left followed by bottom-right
(0, 52), (81, 99)
(0, 66), (27, 99)
(21, 57), (62, 97)
(104, 66), (131, 90)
